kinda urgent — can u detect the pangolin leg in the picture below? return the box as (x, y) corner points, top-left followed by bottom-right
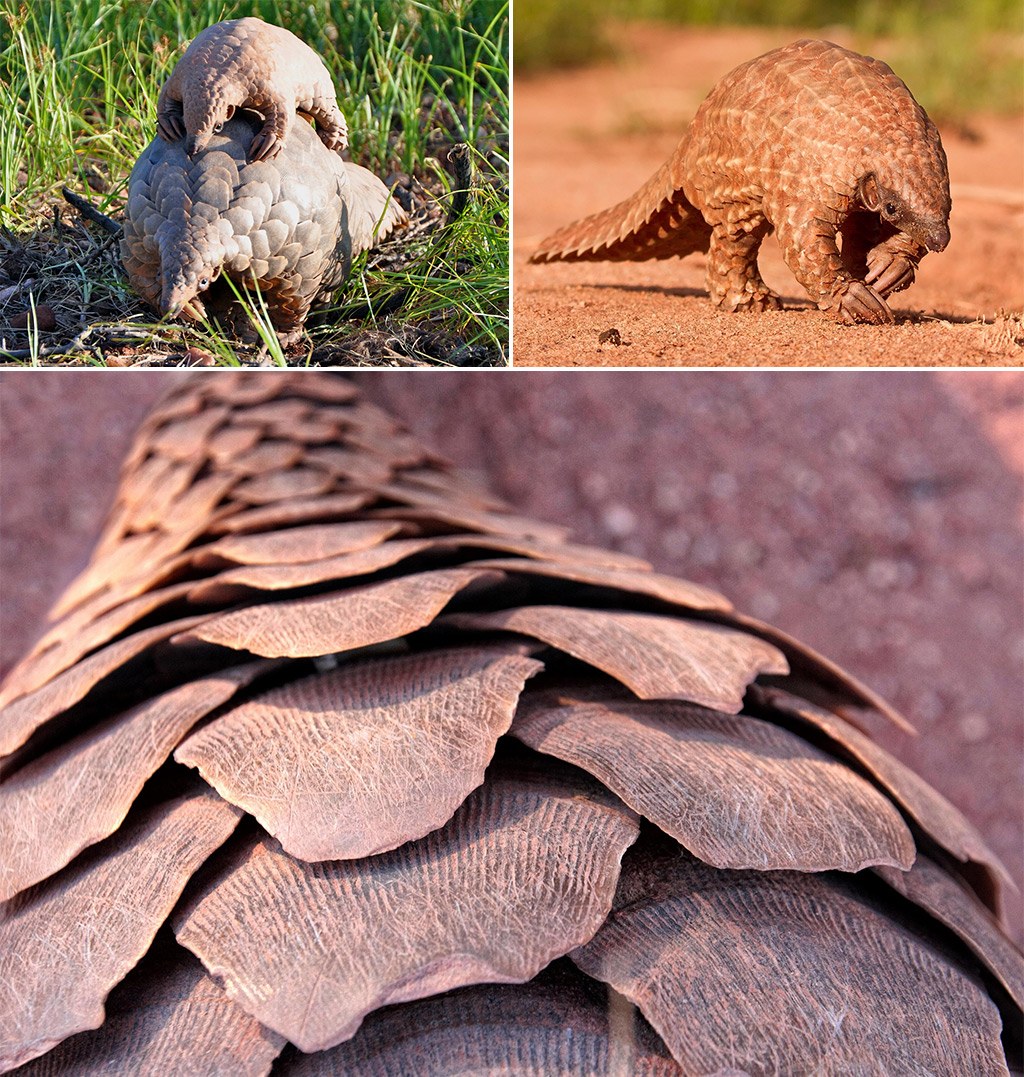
(705, 220), (783, 313)
(249, 106), (288, 162)
(156, 98), (186, 143)
(303, 105), (348, 154)
(775, 217), (894, 325)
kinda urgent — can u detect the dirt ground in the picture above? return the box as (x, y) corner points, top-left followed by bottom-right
(1, 370), (1021, 940)
(513, 25), (1024, 366)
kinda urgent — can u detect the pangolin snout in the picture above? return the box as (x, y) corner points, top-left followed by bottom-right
(924, 222), (950, 253)
(160, 275), (210, 320)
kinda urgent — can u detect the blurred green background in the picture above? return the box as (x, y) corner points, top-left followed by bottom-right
(514, 0), (1023, 119)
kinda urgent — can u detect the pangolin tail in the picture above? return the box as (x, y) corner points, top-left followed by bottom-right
(529, 146), (710, 264)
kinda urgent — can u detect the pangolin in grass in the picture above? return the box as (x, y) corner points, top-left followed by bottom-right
(156, 17), (348, 163)
(531, 39), (952, 325)
(121, 110), (406, 345)
(0, 371), (1020, 1075)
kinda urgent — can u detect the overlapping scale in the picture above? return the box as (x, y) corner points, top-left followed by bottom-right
(465, 556), (733, 612)
(175, 648), (542, 860)
(752, 684), (1012, 902)
(571, 843), (1010, 1077)
(0, 581), (206, 708)
(447, 605), (789, 710)
(0, 791), (241, 1072)
(191, 520), (402, 567)
(875, 854), (1024, 1010)
(185, 538), (436, 605)
(207, 491), (373, 535)
(274, 961), (683, 1076)
(179, 566), (502, 659)
(173, 770), (639, 1051)
(513, 694), (915, 873)
(0, 616), (209, 758)
(10, 936), (285, 1077)
(0, 664), (268, 899)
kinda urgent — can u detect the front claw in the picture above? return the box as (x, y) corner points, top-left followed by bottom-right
(249, 126), (284, 163)
(865, 254), (916, 296)
(318, 125), (348, 154)
(865, 244), (923, 298)
(156, 112), (186, 143)
(864, 232), (925, 297)
(828, 280), (895, 325)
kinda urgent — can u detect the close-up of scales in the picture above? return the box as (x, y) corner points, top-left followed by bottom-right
(0, 0), (1021, 1073)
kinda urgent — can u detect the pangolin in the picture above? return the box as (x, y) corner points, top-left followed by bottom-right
(531, 39), (952, 325)
(1, 372), (1020, 1075)
(156, 17), (348, 162)
(121, 110), (406, 345)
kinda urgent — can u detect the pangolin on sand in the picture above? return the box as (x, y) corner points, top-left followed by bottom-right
(531, 39), (951, 325)
(156, 17), (348, 162)
(121, 110), (407, 346)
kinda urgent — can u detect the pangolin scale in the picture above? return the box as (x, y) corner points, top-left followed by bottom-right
(0, 372), (1020, 1076)
(531, 39), (952, 325)
(156, 17), (348, 162)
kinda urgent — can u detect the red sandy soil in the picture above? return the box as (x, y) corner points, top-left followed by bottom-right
(513, 25), (1024, 366)
(0, 370), (1021, 940)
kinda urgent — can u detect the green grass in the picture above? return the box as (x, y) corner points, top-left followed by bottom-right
(514, 0), (1023, 119)
(0, 0), (508, 365)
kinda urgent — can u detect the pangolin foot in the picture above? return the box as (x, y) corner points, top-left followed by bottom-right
(829, 281), (895, 325)
(719, 289), (784, 314)
(156, 114), (186, 143)
(249, 128), (283, 163)
(865, 253), (917, 297)
(319, 127), (348, 153)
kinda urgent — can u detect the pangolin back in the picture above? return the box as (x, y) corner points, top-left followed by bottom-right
(0, 372), (1020, 1075)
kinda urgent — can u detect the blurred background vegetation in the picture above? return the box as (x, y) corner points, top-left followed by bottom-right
(514, 0), (1023, 119)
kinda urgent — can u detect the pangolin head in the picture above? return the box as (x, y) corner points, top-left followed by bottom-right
(159, 260), (222, 321)
(183, 97), (238, 157)
(858, 117), (951, 253)
(861, 173), (950, 253)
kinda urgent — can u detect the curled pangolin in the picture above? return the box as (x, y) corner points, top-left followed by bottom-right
(156, 17), (347, 162)
(531, 39), (952, 325)
(121, 110), (406, 345)
(0, 371), (1020, 1075)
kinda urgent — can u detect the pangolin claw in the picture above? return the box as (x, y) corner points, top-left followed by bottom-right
(865, 254), (917, 297)
(248, 130), (280, 163)
(837, 281), (895, 325)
